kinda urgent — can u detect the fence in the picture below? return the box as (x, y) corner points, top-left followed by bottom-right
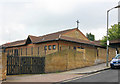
(7, 55), (45, 75)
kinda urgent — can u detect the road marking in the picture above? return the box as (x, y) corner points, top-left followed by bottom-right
(62, 72), (101, 83)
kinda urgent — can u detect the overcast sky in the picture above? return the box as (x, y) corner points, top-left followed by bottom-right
(0, 0), (120, 45)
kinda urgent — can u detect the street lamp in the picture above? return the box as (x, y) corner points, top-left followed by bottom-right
(106, 5), (120, 67)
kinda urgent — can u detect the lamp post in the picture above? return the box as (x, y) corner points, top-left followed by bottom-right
(106, 5), (120, 67)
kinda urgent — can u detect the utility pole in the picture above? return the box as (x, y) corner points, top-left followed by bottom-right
(106, 5), (120, 67)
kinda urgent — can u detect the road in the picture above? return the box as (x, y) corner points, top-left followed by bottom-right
(61, 69), (120, 83)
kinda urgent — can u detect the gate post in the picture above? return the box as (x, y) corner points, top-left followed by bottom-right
(2, 53), (7, 80)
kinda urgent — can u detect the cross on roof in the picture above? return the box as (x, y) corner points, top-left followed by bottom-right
(76, 20), (79, 28)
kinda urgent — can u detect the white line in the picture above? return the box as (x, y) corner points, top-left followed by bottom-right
(63, 72), (101, 82)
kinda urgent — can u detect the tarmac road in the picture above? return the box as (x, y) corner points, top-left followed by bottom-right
(62, 69), (120, 83)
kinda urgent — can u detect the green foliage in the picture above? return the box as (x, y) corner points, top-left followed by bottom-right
(101, 24), (120, 46)
(86, 33), (95, 41)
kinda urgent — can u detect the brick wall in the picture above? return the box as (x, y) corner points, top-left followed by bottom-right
(4, 41), (59, 57)
(85, 47), (97, 62)
(109, 47), (116, 60)
(45, 49), (99, 73)
(98, 48), (106, 62)
(62, 29), (88, 41)
(45, 46), (116, 73)
(1, 40), (117, 80)
(97, 47), (116, 63)
(2, 53), (7, 80)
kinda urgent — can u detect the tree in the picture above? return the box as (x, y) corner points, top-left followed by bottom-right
(86, 33), (95, 41)
(101, 24), (120, 46)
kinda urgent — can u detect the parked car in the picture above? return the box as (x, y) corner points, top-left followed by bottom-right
(110, 54), (120, 69)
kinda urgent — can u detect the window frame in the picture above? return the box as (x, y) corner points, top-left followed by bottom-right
(73, 46), (76, 50)
(44, 45), (47, 50)
(48, 45), (52, 50)
(53, 45), (56, 50)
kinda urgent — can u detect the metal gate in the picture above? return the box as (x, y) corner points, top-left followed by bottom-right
(7, 55), (45, 75)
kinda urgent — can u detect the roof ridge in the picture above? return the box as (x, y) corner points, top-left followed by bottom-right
(40, 28), (77, 37)
(6, 39), (26, 44)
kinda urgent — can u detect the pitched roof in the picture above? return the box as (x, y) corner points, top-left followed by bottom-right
(60, 36), (101, 47)
(1, 28), (77, 48)
(29, 28), (79, 43)
(1, 28), (102, 48)
(110, 39), (120, 44)
(28, 35), (40, 43)
(2, 40), (26, 48)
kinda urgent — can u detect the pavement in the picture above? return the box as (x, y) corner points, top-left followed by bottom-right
(2, 63), (110, 82)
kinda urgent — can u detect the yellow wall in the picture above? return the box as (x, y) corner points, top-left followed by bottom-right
(2, 40), (117, 79)
(62, 29), (88, 41)
(5, 41), (58, 57)
(45, 49), (97, 73)
(109, 47), (116, 60)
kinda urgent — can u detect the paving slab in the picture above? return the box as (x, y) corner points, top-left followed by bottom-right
(5, 73), (82, 82)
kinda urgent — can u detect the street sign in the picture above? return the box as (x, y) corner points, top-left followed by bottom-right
(107, 40), (109, 45)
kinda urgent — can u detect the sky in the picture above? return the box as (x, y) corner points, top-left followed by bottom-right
(0, 0), (120, 45)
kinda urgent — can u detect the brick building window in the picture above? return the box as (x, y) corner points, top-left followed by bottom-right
(48, 45), (51, 50)
(44, 45), (47, 50)
(53, 45), (56, 50)
(81, 47), (84, 49)
(73, 47), (76, 50)
(78, 47), (84, 49)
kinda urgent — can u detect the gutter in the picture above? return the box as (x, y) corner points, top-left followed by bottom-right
(3, 38), (105, 49)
